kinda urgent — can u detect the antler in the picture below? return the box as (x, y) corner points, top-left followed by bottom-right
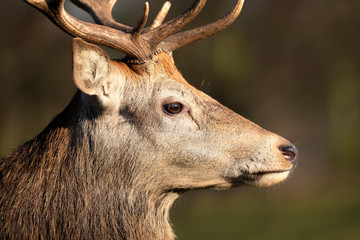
(23, 0), (148, 60)
(71, 0), (132, 32)
(159, 0), (245, 52)
(24, 0), (244, 62)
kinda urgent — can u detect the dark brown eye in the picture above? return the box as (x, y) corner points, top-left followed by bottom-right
(163, 102), (183, 115)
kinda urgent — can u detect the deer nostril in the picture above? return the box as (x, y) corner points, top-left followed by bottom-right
(279, 145), (298, 163)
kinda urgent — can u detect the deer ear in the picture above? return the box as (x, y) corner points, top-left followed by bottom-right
(72, 38), (112, 97)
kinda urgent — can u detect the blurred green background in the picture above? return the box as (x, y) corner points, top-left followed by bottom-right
(0, 0), (359, 239)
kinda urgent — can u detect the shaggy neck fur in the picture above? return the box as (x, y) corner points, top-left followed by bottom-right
(0, 91), (178, 240)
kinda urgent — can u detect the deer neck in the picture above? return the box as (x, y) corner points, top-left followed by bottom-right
(55, 92), (180, 240)
(1, 91), (179, 240)
(113, 189), (179, 240)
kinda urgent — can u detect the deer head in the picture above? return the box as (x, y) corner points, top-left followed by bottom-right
(1, 0), (297, 239)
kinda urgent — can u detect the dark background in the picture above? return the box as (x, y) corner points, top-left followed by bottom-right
(1, 0), (359, 239)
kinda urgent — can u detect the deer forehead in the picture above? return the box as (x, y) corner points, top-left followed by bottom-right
(110, 52), (200, 99)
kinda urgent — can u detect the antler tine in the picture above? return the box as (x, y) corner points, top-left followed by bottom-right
(160, 0), (245, 53)
(132, 2), (150, 39)
(144, 0), (207, 49)
(150, 1), (171, 30)
(23, 0), (150, 60)
(70, 0), (132, 32)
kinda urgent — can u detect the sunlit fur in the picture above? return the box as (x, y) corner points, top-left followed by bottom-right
(0, 40), (294, 240)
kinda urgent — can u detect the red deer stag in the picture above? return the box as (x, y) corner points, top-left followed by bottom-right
(0, 0), (297, 239)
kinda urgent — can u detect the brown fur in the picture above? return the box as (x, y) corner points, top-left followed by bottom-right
(0, 90), (177, 239)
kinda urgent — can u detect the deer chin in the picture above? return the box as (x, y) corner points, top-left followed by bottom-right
(240, 170), (292, 187)
(226, 169), (292, 187)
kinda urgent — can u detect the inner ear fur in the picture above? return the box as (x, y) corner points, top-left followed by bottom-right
(72, 38), (113, 97)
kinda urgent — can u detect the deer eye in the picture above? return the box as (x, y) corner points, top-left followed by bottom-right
(163, 102), (183, 115)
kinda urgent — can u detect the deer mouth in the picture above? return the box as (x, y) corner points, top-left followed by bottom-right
(230, 169), (293, 187)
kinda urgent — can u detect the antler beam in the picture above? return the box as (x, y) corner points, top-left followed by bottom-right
(71, 0), (132, 32)
(23, 0), (149, 59)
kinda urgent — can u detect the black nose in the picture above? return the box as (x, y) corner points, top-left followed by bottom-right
(279, 145), (298, 163)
